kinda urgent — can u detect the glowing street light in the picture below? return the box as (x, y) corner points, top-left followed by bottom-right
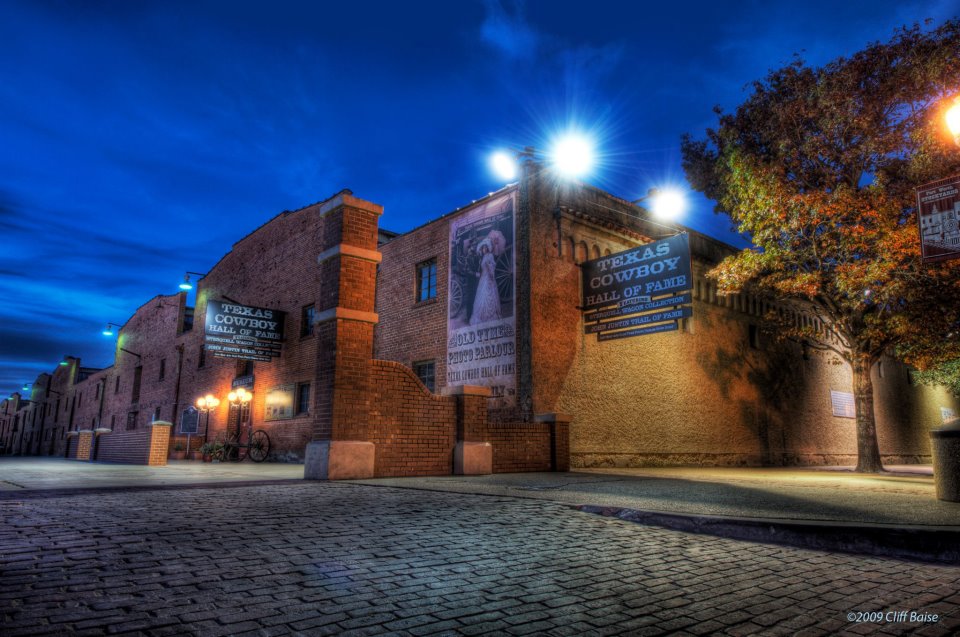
(633, 188), (687, 221)
(946, 97), (960, 146)
(489, 132), (597, 184)
(196, 394), (220, 440)
(101, 322), (122, 337)
(549, 133), (595, 179)
(179, 271), (206, 291)
(490, 151), (518, 181)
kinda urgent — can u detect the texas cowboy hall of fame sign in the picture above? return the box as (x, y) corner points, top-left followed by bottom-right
(204, 300), (285, 362)
(581, 233), (693, 341)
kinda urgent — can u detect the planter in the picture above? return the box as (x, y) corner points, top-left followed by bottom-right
(170, 451), (187, 460)
(202, 454), (213, 463)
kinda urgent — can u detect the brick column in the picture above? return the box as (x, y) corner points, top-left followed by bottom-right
(147, 421), (172, 466)
(445, 385), (492, 475)
(536, 412), (571, 472)
(305, 191), (383, 480)
(74, 430), (94, 461)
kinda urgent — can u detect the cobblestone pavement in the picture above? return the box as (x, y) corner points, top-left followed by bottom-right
(1, 482), (959, 637)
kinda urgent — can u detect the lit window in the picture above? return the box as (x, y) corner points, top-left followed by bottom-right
(413, 360), (436, 392)
(416, 259), (437, 303)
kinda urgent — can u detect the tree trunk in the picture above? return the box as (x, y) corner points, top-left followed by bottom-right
(851, 351), (884, 473)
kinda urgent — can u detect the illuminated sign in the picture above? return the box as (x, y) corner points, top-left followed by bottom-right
(204, 300), (285, 362)
(582, 233), (693, 340)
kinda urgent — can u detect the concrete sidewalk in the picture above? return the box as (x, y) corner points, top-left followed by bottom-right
(0, 457), (303, 493)
(349, 466), (960, 562)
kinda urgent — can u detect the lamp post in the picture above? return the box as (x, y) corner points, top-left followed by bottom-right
(195, 394), (220, 440)
(227, 387), (252, 438)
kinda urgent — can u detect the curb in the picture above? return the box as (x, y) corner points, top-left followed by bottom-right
(576, 504), (960, 564)
(0, 478), (302, 500)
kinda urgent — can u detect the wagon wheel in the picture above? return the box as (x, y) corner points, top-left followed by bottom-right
(221, 432), (242, 462)
(247, 430), (271, 463)
(449, 278), (463, 318)
(495, 252), (513, 302)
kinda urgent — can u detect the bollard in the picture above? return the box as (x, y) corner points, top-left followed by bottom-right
(931, 419), (960, 502)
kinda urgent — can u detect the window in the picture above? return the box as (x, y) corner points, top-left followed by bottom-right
(297, 383), (311, 415)
(198, 345), (206, 368)
(413, 360), (436, 392)
(110, 414), (116, 429)
(126, 412), (138, 431)
(416, 259), (437, 302)
(235, 360), (254, 379)
(131, 366), (143, 403)
(301, 304), (316, 337)
(748, 324), (762, 350)
(115, 376), (120, 394)
(54, 399), (60, 423)
(153, 406), (161, 422)
(159, 358), (166, 381)
(95, 383), (100, 400)
(182, 307), (194, 333)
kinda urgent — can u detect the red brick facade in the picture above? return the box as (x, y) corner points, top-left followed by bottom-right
(5, 173), (948, 472)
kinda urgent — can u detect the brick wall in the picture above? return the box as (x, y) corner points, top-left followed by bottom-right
(368, 360), (457, 476)
(95, 429), (152, 463)
(375, 214), (451, 390)
(488, 422), (554, 473)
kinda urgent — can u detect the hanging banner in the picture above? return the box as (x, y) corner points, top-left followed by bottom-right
(446, 190), (517, 410)
(917, 175), (960, 263)
(205, 300), (285, 362)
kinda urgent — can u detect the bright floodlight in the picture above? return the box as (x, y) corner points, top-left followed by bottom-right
(947, 99), (960, 144)
(551, 133), (595, 179)
(491, 151), (517, 181)
(651, 189), (687, 220)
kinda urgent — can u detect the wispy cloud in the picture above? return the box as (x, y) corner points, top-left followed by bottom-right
(480, 0), (539, 60)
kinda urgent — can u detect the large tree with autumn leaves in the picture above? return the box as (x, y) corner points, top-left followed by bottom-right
(681, 21), (960, 472)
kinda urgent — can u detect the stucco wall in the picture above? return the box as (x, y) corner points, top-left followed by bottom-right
(528, 183), (959, 467)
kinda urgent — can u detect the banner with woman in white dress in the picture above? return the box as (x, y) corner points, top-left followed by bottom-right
(447, 190), (517, 410)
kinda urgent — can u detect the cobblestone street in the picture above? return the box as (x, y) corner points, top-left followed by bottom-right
(1, 482), (959, 636)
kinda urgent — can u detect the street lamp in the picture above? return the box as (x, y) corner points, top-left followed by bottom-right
(179, 271), (207, 291)
(946, 97), (960, 147)
(227, 387), (253, 437)
(633, 188), (688, 221)
(196, 394), (220, 440)
(101, 322), (123, 337)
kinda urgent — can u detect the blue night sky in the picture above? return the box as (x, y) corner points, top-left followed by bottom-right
(1, 0), (957, 398)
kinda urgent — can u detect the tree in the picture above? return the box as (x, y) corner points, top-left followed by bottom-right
(914, 359), (960, 397)
(681, 21), (960, 472)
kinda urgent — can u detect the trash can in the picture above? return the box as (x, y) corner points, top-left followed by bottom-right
(931, 419), (960, 502)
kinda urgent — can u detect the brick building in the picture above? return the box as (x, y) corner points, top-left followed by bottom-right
(2, 177), (956, 473)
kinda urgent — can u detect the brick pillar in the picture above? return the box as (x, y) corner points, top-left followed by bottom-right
(74, 430), (94, 461)
(305, 191), (383, 480)
(445, 385), (492, 475)
(147, 421), (172, 466)
(536, 412), (571, 472)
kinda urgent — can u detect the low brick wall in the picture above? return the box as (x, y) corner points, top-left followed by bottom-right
(490, 421), (564, 473)
(368, 360), (457, 477)
(95, 423), (171, 465)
